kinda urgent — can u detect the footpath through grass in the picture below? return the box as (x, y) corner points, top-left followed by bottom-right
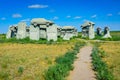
(44, 42), (85, 80)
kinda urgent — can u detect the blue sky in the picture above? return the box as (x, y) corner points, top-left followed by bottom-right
(0, 0), (120, 33)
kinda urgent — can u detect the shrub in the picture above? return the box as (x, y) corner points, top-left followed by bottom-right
(18, 66), (24, 75)
(46, 40), (55, 45)
(57, 37), (64, 42)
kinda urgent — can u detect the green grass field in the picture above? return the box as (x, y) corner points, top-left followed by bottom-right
(0, 31), (120, 80)
(110, 31), (120, 41)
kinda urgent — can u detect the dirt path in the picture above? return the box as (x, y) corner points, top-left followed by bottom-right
(67, 46), (96, 80)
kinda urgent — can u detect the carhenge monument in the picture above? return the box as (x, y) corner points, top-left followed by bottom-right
(6, 18), (78, 41)
(103, 27), (112, 38)
(30, 18), (57, 41)
(81, 21), (95, 39)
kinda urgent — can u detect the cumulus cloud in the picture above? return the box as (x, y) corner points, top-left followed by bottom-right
(1, 17), (6, 20)
(66, 15), (71, 18)
(53, 16), (59, 20)
(107, 13), (112, 16)
(28, 4), (48, 8)
(91, 15), (97, 18)
(74, 16), (81, 19)
(21, 18), (30, 22)
(12, 14), (22, 18)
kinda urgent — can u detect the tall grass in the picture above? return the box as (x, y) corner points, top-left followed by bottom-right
(0, 43), (73, 80)
(91, 46), (114, 80)
(99, 42), (120, 80)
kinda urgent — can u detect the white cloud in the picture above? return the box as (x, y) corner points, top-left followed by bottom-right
(66, 15), (71, 18)
(74, 16), (81, 19)
(107, 13), (112, 16)
(21, 18), (30, 22)
(1, 17), (6, 20)
(12, 14), (22, 18)
(53, 16), (59, 20)
(91, 15), (97, 18)
(28, 4), (48, 8)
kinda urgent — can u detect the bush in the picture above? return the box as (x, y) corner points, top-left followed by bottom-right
(57, 37), (64, 42)
(18, 66), (24, 75)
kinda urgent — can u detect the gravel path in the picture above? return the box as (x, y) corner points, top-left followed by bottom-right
(67, 46), (96, 80)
